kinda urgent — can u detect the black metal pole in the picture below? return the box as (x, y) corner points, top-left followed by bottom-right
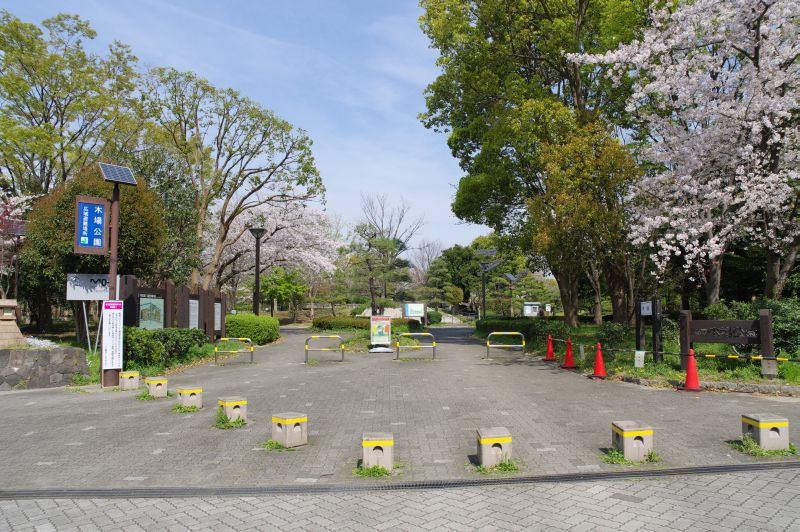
(481, 272), (486, 319)
(253, 235), (261, 315)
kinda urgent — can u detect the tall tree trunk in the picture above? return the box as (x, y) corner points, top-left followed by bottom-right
(72, 302), (88, 348)
(368, 275), (378, 315)
(32, 296), (53, 330)
(704, 255), (723, 306)
(553, 267), (580, 327)
(765, 243), (800, 299)
(604, 265), (628, 324)
(584, 262), (603, 325)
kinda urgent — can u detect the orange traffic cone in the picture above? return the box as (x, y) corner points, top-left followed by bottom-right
(561, 338), (577, 369)
(545, 335), (555, 362)
(678, 348), (703, 392)
(589, 342), (607, 379)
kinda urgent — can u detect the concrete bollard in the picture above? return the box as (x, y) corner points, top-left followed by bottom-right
(119, 371), (139, 391)
(611, 421), (653, 462)
(362, 432), (393, 470)
(476, 427), (512, 467)
(272, 412), (308, 448)
(144, 377), (168, 398)
(176, 387), (203, 409)
(217, 397), (247, 422)
(741, 414), (790, 451)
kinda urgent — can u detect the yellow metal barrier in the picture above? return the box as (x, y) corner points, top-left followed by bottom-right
(213, 337), (255, 365)
(305, 335), (345, 363)
(485, 331), (526, 359)
(395, 332), (436, 360)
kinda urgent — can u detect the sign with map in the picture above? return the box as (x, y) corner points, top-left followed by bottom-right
(139, 295), (165, 329)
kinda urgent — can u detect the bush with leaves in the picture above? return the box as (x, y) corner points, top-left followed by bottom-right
(124, 327), (209, 369)
(704, 299), (800, 355)
(225, 313), (280, 345)
(427, 310), (443, 324)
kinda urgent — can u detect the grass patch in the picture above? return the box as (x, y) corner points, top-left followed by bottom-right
(729, 434), (798, 457)
(136, 390), (156, 401)
(171, 403), (200, 413)
(601, 448), (662, 465)
(261, 438), (299, 452)
(306, 358), (319, 366)
(352, 465), (392, 477)
(214, 407), (247, 429)
(65, 386), (90, 393)
(475, 458), (520, 475)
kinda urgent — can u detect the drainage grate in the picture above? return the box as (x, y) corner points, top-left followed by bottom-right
(1, 461), (798, 499)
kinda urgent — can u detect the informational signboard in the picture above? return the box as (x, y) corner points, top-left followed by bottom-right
(102, 300), (123, 370)
(634, 350), (646, 368)
(66, 273), (120, 301)
(523, 302), (540, 317)
(639, 301), (653, 317)
(189, 299), (200, 329)
(545, 304), (552, 313)
(370, 316), (392, 346)
(138, 296), (165, 330)
(403, 303), (425, 319)
(73, 195), (109, 255)
(214, 302), (222, 332)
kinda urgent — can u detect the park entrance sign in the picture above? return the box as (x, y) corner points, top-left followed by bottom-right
(73, 196), (109, 255)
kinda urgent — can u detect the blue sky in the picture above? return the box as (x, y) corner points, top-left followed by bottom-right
(6, 0), (488, 248)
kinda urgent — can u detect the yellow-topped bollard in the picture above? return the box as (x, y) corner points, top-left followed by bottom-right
(272, 412), (308, 448)
(217, 396), (247, 422)
(119, 371), (139, 391)
(176, 387), (203, 409)
(144, 376), (168, 398)
(362, 432), (394, 469)
(476, 427), (512, 467)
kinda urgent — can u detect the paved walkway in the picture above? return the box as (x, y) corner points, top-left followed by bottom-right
(0, 327), (798, 489)
(1, 468), (798, 530)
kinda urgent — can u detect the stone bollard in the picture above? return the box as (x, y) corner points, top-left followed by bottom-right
(176, 387), (203, 409)
(272, 412), (308, 448)
(362, 432), (393, 470)
(119, 371), (139, 391)
(741, 414), (790, 451)
(476, 427), (513, 467)
(217, 397), (247, 422)
(144, 377), (168, 398)
(611, 421), (653, 462)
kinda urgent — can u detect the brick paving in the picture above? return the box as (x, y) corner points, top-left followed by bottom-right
(0, 327), (798, 489)
(0, 468), (798, 530)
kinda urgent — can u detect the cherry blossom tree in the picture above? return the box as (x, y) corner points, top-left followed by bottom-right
(209, 202), (339, 308)
(574, 0), (799, 301)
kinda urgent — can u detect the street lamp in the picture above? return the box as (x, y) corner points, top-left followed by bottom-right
(504, 270), (528, 317)
(249, 227), (266, 315)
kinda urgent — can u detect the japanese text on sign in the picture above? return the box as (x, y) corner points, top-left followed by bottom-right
(102, 300), (124, 370)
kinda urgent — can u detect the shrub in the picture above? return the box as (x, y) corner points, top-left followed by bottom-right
(312, 316), (422, 332)
(597, 322), (631, 348)
(349, 305), (368, 317)
(475, 318), (574, 343)
(225, 313), (280, 345)
(428, 310), (443, 324)
(124, 327), (209, 369)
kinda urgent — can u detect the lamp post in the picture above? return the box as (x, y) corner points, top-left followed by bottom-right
(476, 249), (501, 320)
(249, 227), (266, 315)
(504, 270), (528, 317)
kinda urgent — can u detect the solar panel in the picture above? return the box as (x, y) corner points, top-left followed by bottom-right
(98, 162), (137, 186)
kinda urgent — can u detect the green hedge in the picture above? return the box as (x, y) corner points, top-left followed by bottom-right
(476, 318), (573, 344)
(312, 316), (422, 332)
(225, 313), (280, 345)
(428, 310), (443, 324)
(704, 298), (800, 354)
(124, 327), (209, 369)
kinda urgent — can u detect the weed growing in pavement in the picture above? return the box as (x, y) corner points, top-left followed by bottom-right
(602, 448), (662, 465)
(262, 439), (290, 451)
(729, 435), (798, 457)
(214, 407), (247, 429)
(136, 390), (156, 401)
(645, 450), (662, 463)
(352, 465), (392, 477)
(475, 458), (520, 474)
(171, 404), (199, 413)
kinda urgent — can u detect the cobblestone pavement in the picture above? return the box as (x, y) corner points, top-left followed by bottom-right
(0, 327), (798, 490)
(0, 468), (798, 531)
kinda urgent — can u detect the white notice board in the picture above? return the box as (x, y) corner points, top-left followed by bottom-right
(102, 300), (123, 370)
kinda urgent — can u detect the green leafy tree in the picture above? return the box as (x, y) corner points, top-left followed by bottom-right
(260, 267), (307, 321)
(419, 0), (651, 325)
(20, 164), (166, 329)
(0, 11), (138, 195)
